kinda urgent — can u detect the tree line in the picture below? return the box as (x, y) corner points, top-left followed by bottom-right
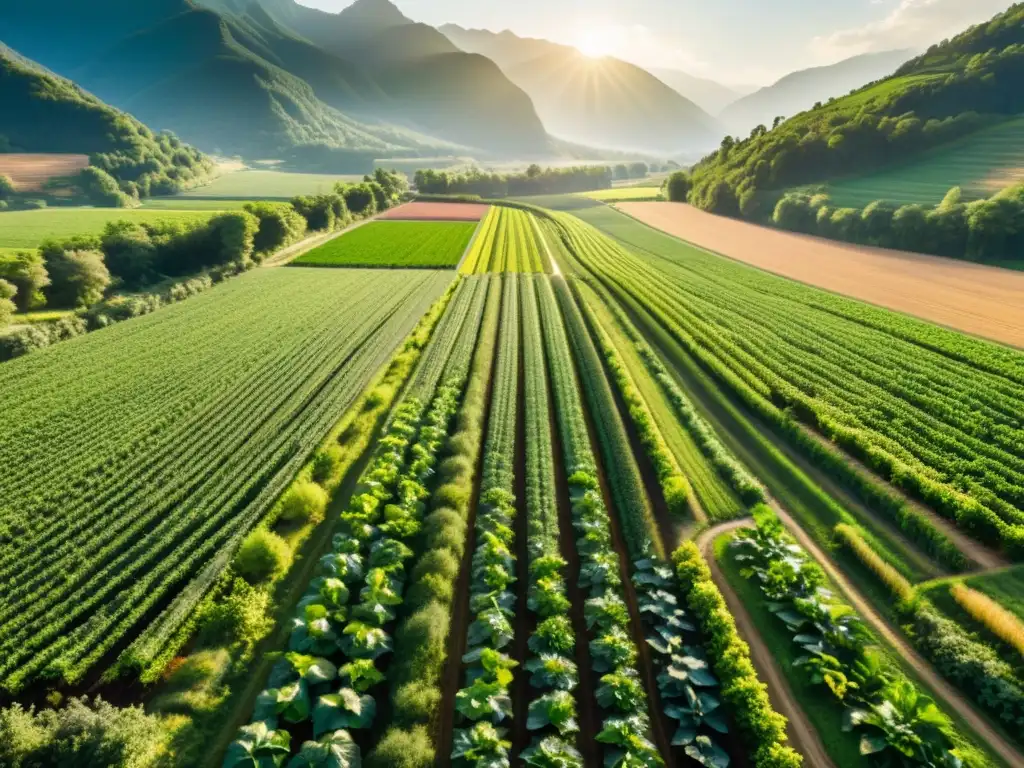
(0, 169), (408, 358)
(414, 162), (666, 198)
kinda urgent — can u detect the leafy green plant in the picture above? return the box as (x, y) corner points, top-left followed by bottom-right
(313, 688), (376, 737)
(596, 670), (647, 713)
(222, 722), (292, 768)
(286, 731), (360, 768)
(528, 616), (575, 656)
(665, 687), (729, 746)
(337, 659), (384, 694)
(455, 679), (513, 724)
(526, 691), (579, 737)
(520, 735), (584, 768)
(524, 655), (578, 692)
(451, 721), (511, 767)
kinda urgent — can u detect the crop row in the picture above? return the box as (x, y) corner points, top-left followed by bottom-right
(452, 275), (521, 766)
(732, 508), (976, 766)
(553, 276), (739, 766)
(535, 276), (664, 767)
(368, 275), (501, 766)
(224, 275), (486, 765)
(581, 278), (767, 510)
(0, 269), (452, 691)
(518, 275), (585, 765)
(553, 212), (1023, 559)
(461, 207), (547, 274)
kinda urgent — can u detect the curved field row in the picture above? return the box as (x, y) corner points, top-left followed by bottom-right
(0, 268), (452, 691)
(561, 206), (1024, 560)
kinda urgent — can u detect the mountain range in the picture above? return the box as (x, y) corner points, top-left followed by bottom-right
(441, 25), (721, 155)
(0, 0), (553, 165)
(718, 49), (916, 137)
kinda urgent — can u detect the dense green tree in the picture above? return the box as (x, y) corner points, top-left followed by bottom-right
(75, 167), (135, 208)
(99, 222), (157, 288)
(243, 202), (307, 258)
(665, 171), (691, 202)
(292, 194), (347, 232)
(628, 161), (649, 178)
(0, 279), (16, 327)
(41, 247), (111, 308)
(341, 183), (377, 216)
(0, 174), (15, 199)
(0, 251), (50, 311)
(414, 165), (611, 197)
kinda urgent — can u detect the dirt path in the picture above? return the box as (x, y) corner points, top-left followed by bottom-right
(768, 502), (1024, 767)
(696, 521), (838, 768)
(618, 202), (1024, 349)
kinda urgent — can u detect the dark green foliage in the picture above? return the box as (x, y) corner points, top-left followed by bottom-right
(665, 172), (691, 203)
(338, 184), (377, 217)
(0, 250), (49, 311)
(0, 174), (16, 198)
(244, 203), (308, 258)
(0, 279), (15, 327)
(41, 245), (111, 309)
(75, 167), (135, 207)
(235, 529), (292, 584)
(292, 195), (350, 233)
(908, 602), (1024, 734)
(414, 165), (614, 198)
(366, 726), (434, 768)
(0, 697), (164, 768)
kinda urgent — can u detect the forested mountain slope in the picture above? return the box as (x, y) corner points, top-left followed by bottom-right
(0, 0), (550, 161)
(688, 2), (1024, 216)
(718, 49), (914, 137)
(442, 24), (721, 155)
(0, 43), (212, 197)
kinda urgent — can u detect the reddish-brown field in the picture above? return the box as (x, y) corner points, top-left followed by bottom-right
(380, 201), (490, 221)
(0, 153), (90, 191)
(619, 202), (1024, 348)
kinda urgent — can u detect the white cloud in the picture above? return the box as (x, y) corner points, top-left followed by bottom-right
(811, 0), (1011, 60)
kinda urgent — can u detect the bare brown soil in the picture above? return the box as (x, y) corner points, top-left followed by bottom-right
(618, 202), (1024, 349)
(0, 153), (90, 191)
(380, 202), (490, 221)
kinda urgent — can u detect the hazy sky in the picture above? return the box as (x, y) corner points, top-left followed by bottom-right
(299, 0), (1012, 85)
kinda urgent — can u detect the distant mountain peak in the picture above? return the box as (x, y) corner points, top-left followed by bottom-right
(340, 0), (410, 28)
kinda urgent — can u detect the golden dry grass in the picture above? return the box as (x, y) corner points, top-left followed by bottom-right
(835, 523), (914, 602)
(950, 582), (1024, 658)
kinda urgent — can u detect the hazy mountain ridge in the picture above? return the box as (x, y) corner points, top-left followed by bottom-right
(441, 24), (721, 155)
(719, 49), (917, 137)
(647, 68), (745, 115)
(0, 0), (552, 162)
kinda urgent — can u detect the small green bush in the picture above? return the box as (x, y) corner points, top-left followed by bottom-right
(196, 578), (273, 656)
(392, 681), (442, 725)
(234, 529), (291, 583)
(433, 481), (469, 511)
(421, 508), (466, 553)
(411, 548), (459, 584)
(0, 697), (164, 768)
(310, 445), (343, 485)
(366, 725), (434, 768)
(278, 480), (329, 525)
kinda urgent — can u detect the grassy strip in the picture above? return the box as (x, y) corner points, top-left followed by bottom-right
(950, 584), (1024, 659)
(672, 542), (802, 768)
(572, 278), (698, 524)
(713, 533), (863, 767)
(366, 276), (502, 766)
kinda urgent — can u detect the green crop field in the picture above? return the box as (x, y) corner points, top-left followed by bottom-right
(818, 117), (1024, 207)
(0, 267), (450, 692)
(579, 186), (663, 202)
(177, 169), (363, 200)
(461, 206), (549, 273)
(0, 208), (218, 248)
(294, 221), (477, 269)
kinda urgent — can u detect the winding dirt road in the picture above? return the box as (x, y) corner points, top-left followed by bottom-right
(695, 520), (838, 768)
(764, 504), (1023, 767)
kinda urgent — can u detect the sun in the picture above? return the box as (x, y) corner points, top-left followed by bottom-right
(574, 26), (616, 59)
